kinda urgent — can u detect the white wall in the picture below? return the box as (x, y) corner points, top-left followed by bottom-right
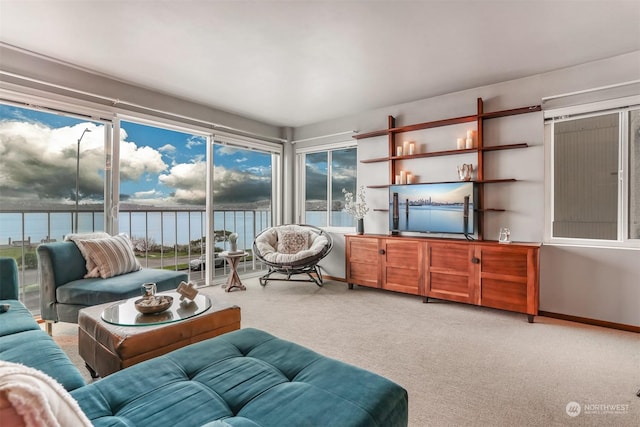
(294, 51), (640, 327)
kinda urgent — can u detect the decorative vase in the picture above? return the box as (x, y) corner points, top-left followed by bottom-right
(356, 218), (364, 235)
(230, 242), (238, 252)
(457, 163), (473, 181)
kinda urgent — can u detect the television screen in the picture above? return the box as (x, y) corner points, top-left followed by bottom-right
(389, 182), (476, 235)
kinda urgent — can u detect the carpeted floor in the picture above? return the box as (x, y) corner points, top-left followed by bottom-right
(49, 276), (640, 427)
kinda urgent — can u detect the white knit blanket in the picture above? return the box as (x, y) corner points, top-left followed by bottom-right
(0, 361), (91, 427)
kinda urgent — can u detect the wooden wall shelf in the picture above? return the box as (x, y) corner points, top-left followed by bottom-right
(367, 178), (517, 189)
(354, 105), (541, 141)
(347, 99), (542, 322)
(356, 98), (541, 240)
(362, 143), (529, 164)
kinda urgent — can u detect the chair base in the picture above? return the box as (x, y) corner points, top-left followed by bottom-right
(259, 265), (324, 287)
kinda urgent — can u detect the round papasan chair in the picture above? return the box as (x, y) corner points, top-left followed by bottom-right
(253, 224), (333, 287)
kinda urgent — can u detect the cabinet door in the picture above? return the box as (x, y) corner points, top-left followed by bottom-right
(425, 242), (475, 304)
(345, 236), (380, 288)
(382, 239), (423, 295)
(476, 245), (539, 315)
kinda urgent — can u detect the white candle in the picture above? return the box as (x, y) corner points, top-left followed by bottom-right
(396, 146), (403, 157)
(457, 138), (465, 149)
(400, 170), (406, 184)
(407, 173), (413, 184)
(395, 174), (401, 184)
(409, 142), (415, 155)
(466, 138), (473, 149)
(403, 141), (410, 156)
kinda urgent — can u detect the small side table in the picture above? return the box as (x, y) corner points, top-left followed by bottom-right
(219, 251), (248, 292)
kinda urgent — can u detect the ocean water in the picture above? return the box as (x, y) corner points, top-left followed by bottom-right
(0, 210), (271, 251)
(389, 204), (474, 234)
(0, 210), (352, 250)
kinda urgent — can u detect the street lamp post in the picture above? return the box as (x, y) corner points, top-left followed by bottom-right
(75, 128), (92, 233)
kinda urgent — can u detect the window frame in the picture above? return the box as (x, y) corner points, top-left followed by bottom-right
(295, 140), (358, 231)
(544, 96), (640, 248)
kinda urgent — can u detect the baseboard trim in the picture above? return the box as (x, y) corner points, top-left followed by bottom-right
(323, 275), (346, 283)
(539, 311), (639, 333)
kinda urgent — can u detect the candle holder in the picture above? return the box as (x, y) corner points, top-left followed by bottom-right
(498, 228), (512, 244)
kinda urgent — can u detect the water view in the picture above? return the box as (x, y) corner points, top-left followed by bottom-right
(390, 204), (473, 234)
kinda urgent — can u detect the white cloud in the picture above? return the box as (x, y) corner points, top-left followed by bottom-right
(133, 189), (162, 199)
(119, 141), (167, 181)
(186, 135), (205, 149)
(0, 121), (104, 200)
(173, 188), (206, 203)
(158, 144), (176, 152)
(216, 145), (239, 156)
(158, 160), (207, 204)
(0, 120), (169, 202)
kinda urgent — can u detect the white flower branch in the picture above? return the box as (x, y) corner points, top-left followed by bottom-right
(342, 186), (369, 220)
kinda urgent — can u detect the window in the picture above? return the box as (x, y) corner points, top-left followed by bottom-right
(298, 146), (357, 227)
(547, 105), (640, 245)
(0, 102), (106, 313)
(304, 152), (329, 226)
(211, 140), (278, 254)
(117, 120), (208, 271)
(629, 109), (640, 240)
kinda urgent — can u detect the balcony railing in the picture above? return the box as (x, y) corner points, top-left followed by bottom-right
(0, 208), (272, 315)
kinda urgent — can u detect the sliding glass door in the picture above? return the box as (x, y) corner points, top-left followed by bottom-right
(0, 99), (284, 311)
(0, 103), (106, 313)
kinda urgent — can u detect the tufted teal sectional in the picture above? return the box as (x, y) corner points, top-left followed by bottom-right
(72, 328), (409, 426)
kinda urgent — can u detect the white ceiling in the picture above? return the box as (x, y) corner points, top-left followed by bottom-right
(1, 1), (639, 127)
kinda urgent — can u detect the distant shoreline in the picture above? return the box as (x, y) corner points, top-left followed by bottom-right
(0, 201), (272, 212)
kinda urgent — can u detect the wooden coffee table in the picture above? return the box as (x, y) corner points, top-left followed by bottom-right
(78, 292), (241, 378)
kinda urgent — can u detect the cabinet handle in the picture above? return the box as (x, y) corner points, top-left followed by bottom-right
(471, 257), (480, 264)
(379, 249), (386, 255)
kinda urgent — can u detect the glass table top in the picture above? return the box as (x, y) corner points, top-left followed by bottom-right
(101, 292), (211, 326)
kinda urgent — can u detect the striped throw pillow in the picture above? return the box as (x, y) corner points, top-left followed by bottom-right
(66, 232), (111, 278)
(81, 234), (142, 279)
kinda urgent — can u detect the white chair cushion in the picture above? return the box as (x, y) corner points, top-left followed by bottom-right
(256, 225), (328, 265)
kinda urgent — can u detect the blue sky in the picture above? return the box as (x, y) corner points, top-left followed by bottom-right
(0, 104), (272, 207)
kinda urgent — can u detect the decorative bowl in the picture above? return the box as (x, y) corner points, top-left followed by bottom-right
(134, 295), (173, 314)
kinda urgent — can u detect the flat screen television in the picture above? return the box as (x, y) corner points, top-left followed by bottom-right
(389, 182), (476, 235)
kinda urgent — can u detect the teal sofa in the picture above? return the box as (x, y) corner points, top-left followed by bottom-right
(37, 241), (188, 329)
(73, 328), (408, 426)
(0, 256), (86, 391)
